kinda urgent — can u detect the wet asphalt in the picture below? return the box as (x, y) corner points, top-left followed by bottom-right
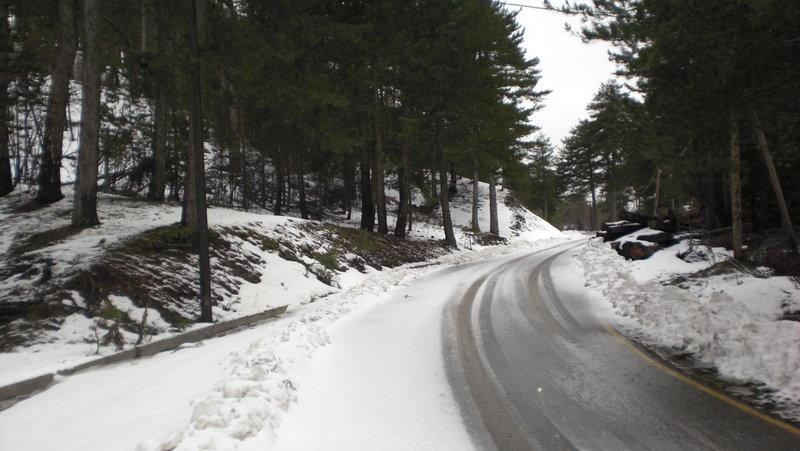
(442, 242), (800, 450)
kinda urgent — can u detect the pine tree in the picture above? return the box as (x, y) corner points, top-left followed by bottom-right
(71, 0), (101, 227)
(37, 0), (77, 204)
(0, 3), (12, 196)
(188, 0), (212, 322)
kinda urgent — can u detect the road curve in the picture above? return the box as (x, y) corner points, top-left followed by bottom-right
(443, 241), (800, 450)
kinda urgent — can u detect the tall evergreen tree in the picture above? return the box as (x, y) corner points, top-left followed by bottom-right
(37, 0), (77, 203)
(71, 0), (101, 227)
(0, 3), (12, 196)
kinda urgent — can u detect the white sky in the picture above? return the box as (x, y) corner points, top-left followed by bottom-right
(506, 2), (618, 145)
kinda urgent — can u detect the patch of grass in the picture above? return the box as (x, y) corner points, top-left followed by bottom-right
(313, 249), (340, 271)
(125, 224), (220, 254)
(171, 315), (193, 330)
(315, 268), (335, 286)
(224, 226), (257, 242)
(261, 237), (280, 252)
(97, 301), (125, 321)
(12, 225), (83, 256)
(221, 225), (282, 253)
(334, 226), (384, 254)
(473, 233), (507, 246)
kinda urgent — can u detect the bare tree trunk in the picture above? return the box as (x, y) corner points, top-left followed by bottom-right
(730, 112), (743, 258)
(228, 144), (237, 205)
(542, 166), (548, 221)
(440, 153), (457, 248)
(430, 168), (438, 202)
(590, 184), (597, 231)
(653, 166), (661, 216)
(471, 160), (479, 232)
(37, 0), (77, 203)
(343, 157), (354, 219)
(316, 170), (325, 219)
(139, 0), (147, 54)
(359, 146), (374, 231)
(71, 0), (101, 227)
(284, 154), (291, 210)
(149, 5), (166, 200)
(703, 154), (717, 229)
(224, 94), (242, 208)
(407, 194), (413, 232)
(448, 161), (457, 198)
(237, 105), (247, 211)
(14, 107), (25, 187)
(750, 109), (797, 253)
(258, 153), (267, 208)
(372, 79), (388, 234)
(295, 149), (308, 219)
(181, 116), (197, 225)
(489, 170), (499, 235)
(0, 3), (12, 196)
(188, 0), (212, 322)
(273, 149), (284, 215)
(150, 89), (166, 200)
(394, 139), (410, 237)
(609, 187), (618, 222)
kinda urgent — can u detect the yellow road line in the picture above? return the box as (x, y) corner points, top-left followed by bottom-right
(604, 324), (800, 437)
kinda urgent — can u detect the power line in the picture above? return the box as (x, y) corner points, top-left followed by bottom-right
(500, 2), (566, 13)
(499, 1), (618, 18)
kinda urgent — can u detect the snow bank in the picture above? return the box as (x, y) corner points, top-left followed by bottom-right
(577, 238), (800, 419)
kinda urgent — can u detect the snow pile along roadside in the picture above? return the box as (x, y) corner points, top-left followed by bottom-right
(577, 238), (800, 418)
(140, 237), (570, 450)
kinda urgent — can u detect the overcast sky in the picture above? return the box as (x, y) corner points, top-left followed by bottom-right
(505, 2), (618, 146)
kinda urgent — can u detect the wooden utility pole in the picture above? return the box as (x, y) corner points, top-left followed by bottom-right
(188, 0), (212, 322)
(730, 112), (743, 258)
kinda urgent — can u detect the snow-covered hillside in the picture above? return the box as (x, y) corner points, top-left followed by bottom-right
(0, 179), (560, 386)
(338, 176), (562, 246)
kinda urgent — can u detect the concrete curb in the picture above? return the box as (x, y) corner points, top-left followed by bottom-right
(0, 305), (287, 409)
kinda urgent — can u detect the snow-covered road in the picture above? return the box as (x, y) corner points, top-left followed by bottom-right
(270, 259), (500, 449)
(445, 242), (800, 449)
